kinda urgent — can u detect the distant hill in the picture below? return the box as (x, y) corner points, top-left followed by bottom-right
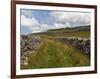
(48, 25), (90, 32)
(29, 25), (90, 38)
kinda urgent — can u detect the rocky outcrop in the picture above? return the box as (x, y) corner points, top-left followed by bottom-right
(20, 35), (43, 65)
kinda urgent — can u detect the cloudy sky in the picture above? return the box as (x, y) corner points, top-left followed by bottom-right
(21, 9), (91, 34)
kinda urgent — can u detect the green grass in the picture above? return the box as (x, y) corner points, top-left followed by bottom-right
(44, 31), (90, 38)
(21, 37), (90, 69)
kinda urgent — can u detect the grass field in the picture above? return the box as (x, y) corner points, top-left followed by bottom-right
(41, 31), (90, 38)
(21, 26), (90, 69)
(21, 37), (90, 69)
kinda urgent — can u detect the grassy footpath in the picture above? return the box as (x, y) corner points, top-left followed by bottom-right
(21, 37), (90, 69)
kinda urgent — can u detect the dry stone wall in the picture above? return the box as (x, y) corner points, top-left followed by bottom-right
(21, 35), (43, 65)
(49, 37), (90, 54)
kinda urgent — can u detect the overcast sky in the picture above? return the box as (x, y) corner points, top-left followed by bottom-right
(21, 9), (91, 34)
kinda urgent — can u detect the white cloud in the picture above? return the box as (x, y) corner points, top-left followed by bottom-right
(54, 22), (71, 29)
(21, 15), (39, 27)
(41, 24), (51, 31)
(21, 15), (42, 33)
(32, 27), (44, 33)
(50, 11), (90, 27)
(21, 9), (33, 17)
(21, 15), (34, 27)
(21, 14), (74, 33)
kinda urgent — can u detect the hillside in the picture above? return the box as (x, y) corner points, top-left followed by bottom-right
(21, 26), (90, 69)
(30, 25), (90, 38)
(48, 25), (90, 32)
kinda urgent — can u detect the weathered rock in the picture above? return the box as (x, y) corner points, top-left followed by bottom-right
(20, 35), (43, 65)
